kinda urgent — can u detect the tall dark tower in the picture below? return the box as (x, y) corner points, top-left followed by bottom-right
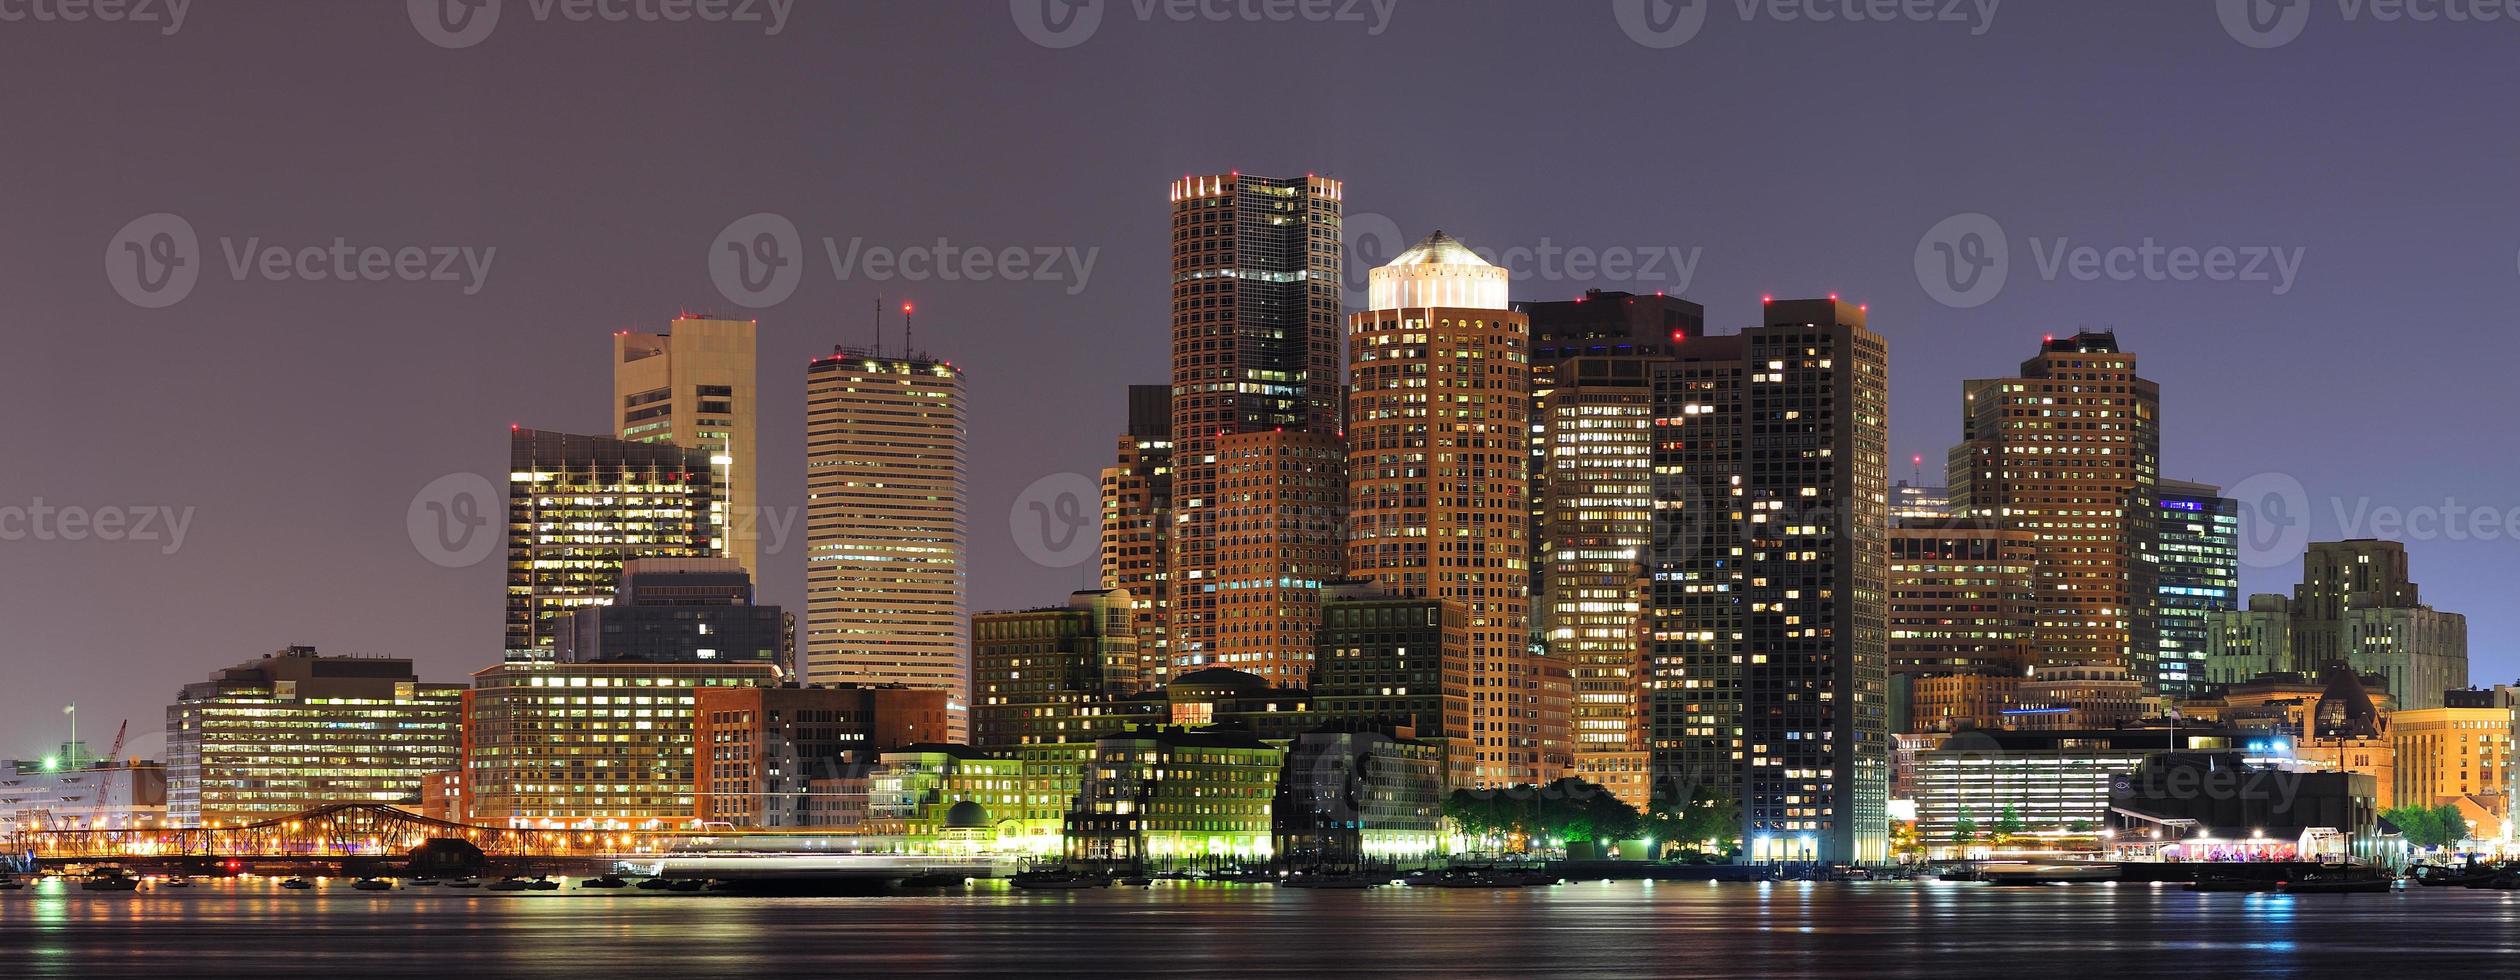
(1165, 173), (1345, 682)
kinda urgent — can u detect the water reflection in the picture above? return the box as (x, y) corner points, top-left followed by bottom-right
(2, 878), (2513, 977)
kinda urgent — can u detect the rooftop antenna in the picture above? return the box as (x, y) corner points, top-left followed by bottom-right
(874, 294), (883, 357)
(902, 300), (915, 356)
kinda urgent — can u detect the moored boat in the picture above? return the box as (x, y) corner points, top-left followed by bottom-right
(352, 878), (393, 892)
(1010, 869), (1112, 890)
(581, 875), (628, 889)
(2277, 870), (2397, 895)
(82, 869), (141, 892)
(278, 877), (315, 891)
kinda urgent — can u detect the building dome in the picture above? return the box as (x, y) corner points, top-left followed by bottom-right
(1368, 230), (1511, 311)
(943, 800), (991, 830)
(1384, 230), (1494, 269)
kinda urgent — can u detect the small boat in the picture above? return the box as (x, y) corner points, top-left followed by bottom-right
(1282, 872), (1385, 890)
(0, 876), (27, 891)
(82, 869), (141, 892)
(663, 879), (707, 893)
(352, 878), (393, 892)
(2186, 874), (2276, 893)
(2278, 871), (2397, 895)
(527, 877), (561, 892)
(1153, 870), (1196, 881)
(581, 875), (628, 889)
(1979, 863), (2121, 885)
(636, 876), (677, 891)
(485, 877), (534, 892)
(161, 876), (192, 889)
(1114, 875), (1154, 888)
(442, 877), (482, 889)
(898, 871), (970, 889)
(278, 877), (315, 891)
(1010, 869), (1112, 890)
(407, 877), (440, 887)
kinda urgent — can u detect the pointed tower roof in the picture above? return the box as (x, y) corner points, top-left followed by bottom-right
(1384, 230), (1495, 269)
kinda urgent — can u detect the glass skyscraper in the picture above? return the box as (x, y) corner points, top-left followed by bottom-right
(2156, 479), (2239, 698)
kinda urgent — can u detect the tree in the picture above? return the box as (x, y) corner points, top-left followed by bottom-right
(2067, 819), (2096, 835)
(1992, 804), (2026, 838)
(1647, 791), (1740, 859)
(2384, 803), (2471, 849)
(1952, 811), (1979, 843)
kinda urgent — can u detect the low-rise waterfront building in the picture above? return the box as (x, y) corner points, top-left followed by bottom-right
(1914, 727), (2242, 856)
(0, 749), (167, 832)
(1271, 727), (1446, 869)
(694, 685), (951, 828)
(167, 646), (464, 827)
(1066, 727), (1286, 870)
(465, 660), (778, 829)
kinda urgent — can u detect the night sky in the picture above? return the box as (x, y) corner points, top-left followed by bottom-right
(6, 1), (2515, 756)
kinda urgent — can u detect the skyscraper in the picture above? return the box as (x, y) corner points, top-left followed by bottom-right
(1211, 429), (1347, 682)
(1100, 385), (1174, 684)
(1346, 232), (1544, 787)
(1520, 290), (1699, 809)
(970, 588), (1143, 750)
(804, 347), (969, 733)
(1535, 356), (1658, 809)
(1949, 331), (2162, 687)
(1167, 173), (1344, 675)
(614, 316), (758, 579)
(1648, 298), (1890, 865)
(2291, 539), (2467, 710)
(2155, 479), (2239, 697)
(505, 428), (720, 659)
(1887, 518), (2038, 676)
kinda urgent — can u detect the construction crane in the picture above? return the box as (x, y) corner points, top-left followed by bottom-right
(106, 720), (127, 765)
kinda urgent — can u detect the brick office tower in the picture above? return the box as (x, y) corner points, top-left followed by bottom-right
(1166, 173), (1345, 682)
(1949, 331), (2161, 688)
(1346, 231), (1545, 788)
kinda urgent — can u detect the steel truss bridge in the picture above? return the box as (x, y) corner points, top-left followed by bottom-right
(6, 803), (671, 864)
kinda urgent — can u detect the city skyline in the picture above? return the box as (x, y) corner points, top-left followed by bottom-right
(8, 3), (2519, 759)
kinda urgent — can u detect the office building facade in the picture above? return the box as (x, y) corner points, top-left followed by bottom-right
(505, 428), (720, 659)
(1948, 332), (2161, 685)
(167, 647), (463, 827)
(971, 589), (1145, 750)
(1166, 173), (1345, 675)
(465, 660), (777, 828)
(1100, 384), (1175, 684)
(693, 684), (950, 828)
(804, 348), (969, 730)
(1648, 298), (1891, 864)
(614, 315), (757, 579)
(2155, 480), (2239, 698)
(554, 558), (786, 668)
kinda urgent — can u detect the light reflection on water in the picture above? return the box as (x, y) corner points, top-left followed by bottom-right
(2, 878), (2514, 977)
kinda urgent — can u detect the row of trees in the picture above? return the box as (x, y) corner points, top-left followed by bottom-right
(2381, 803), (2472, 849)
(1441, 779), (1741, 859)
